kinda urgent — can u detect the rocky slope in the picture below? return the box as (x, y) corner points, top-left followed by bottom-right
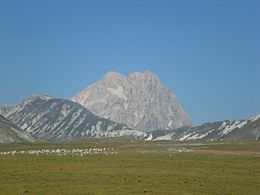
(0, 114), (35, 143)
(3, 93), (259, 142)
(0, 104), (13, 116)
(6, 95), (144, 141)
(72, 71), (192, 131)
(147, 114), (260, 141)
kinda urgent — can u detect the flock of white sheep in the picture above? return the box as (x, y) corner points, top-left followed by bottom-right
(0, 147), (118, 156)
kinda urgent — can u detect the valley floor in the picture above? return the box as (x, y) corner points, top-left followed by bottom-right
(0, 140), (259, 194)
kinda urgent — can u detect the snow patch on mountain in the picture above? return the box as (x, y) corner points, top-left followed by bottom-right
(154, 133), (175, 141)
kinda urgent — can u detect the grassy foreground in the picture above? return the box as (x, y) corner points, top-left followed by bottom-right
(0, 140), (259, 194)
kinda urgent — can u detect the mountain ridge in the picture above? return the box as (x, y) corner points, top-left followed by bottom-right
(1, 94), (259, 142)
(0, 71), (258, 143)
(147, 114), (260, 141)
(5, 95), (145, 141)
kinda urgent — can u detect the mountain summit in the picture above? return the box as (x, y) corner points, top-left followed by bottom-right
(71, 71), (192, 131)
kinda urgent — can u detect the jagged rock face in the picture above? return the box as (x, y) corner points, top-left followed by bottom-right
(147, 114), (260, 141)
(6, 95), (131, 141)
(0, 114), (35, 143)
(72, 71), (192, 131)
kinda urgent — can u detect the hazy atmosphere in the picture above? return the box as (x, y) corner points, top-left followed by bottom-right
(1, 0), (259, 125)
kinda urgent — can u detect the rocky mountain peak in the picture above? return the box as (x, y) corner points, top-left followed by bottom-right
(29, 94), (53, 101)
(129, 71), (160, 80)
(72, 71), (192, 131)
(102, 71), (126, 79)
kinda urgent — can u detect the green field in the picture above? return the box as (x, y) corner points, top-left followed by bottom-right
(0, 140), (259, 194)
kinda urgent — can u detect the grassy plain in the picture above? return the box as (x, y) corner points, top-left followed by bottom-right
(0, 139), (259, 194)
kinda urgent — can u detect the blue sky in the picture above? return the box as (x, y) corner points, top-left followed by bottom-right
(0, 0), (259, 125)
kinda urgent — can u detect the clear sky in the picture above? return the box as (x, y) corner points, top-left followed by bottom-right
(0, 0), (259, 125)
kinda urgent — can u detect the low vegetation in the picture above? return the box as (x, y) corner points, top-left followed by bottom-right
(0, 139), (259, 194)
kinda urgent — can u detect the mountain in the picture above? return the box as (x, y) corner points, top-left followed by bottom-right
(3, 94), (258, 142)
(147, 114), (260, 141)
(71, 71), (192, 132)
(5, 95), (144, 141)
(0, 104), (13, 116)
(0, 114), (35, 143)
